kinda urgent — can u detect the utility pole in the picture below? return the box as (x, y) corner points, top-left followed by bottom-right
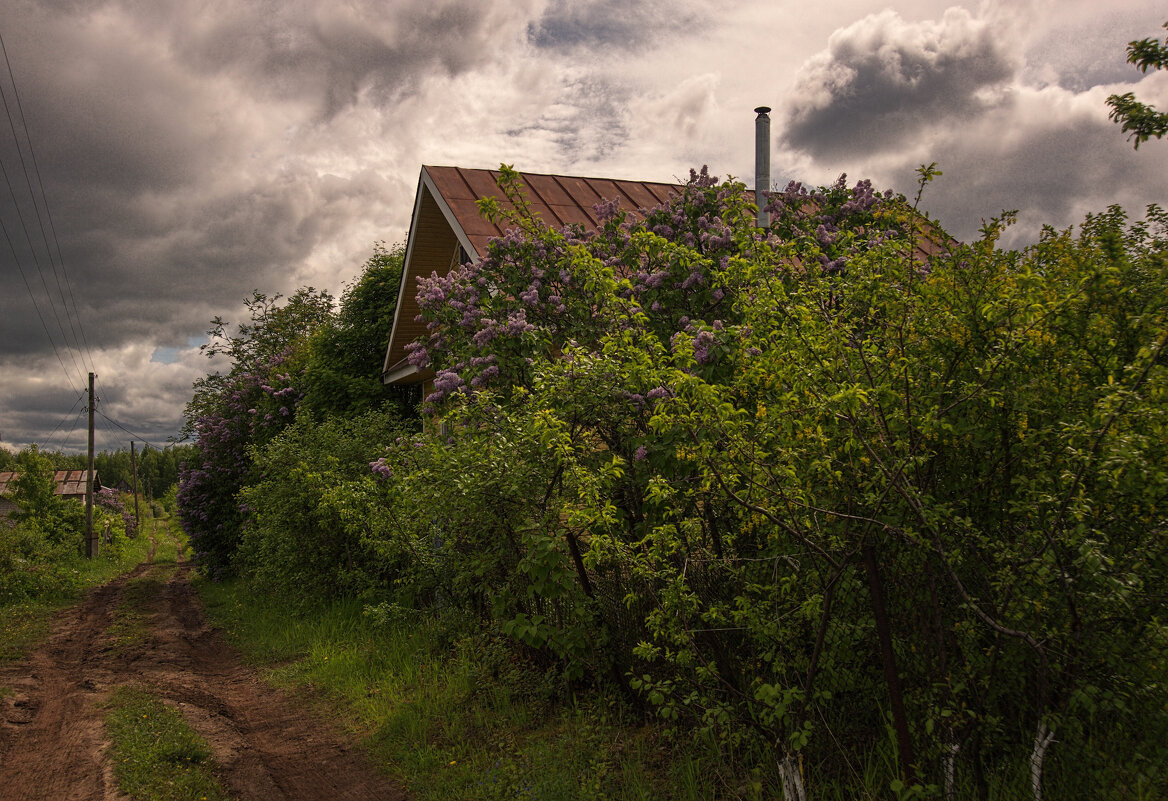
(130, 440), (140, 535)
(85, 371), (96, 558)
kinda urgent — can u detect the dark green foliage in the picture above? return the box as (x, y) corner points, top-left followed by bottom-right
(1, 445), (132, 603)
(93, 444), (190, 499)
(6, 445), (84, 541)
(300, 242), (411, 418)
(178, 172), (1168, 797)
(1107, 21), (1168, 148)
(235, 410), (409, 602)
(178, 244), (415, 576)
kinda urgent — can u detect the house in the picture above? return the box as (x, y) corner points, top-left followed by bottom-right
(381, 163), (952, 396)
(0, 469), (102, 519)
(381, 165), (683, 392)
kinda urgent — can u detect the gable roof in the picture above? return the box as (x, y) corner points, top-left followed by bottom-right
(0, 469), (102, 502)
(382, 165), (683, 385)
(381, 165), (955, 388)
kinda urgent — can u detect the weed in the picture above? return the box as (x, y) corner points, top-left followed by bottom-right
(104, 685), (229, 801)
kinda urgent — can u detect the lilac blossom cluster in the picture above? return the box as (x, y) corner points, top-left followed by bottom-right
(177, 350), (304, 575)
(412, 167), (913, 415)
(765, 175), (901, 275)
(95, 487), (137, 539)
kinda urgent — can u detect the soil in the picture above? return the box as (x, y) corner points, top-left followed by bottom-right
(0, 535), (407, 801)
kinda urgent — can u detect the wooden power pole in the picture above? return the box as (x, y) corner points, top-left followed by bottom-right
(85, 371), (96, 558)
(130, 440), (140, 535)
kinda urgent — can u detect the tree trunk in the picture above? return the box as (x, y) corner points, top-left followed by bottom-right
(943, 732), (959, 801)
(779, 753), (807, 801)
(862, 540), (915, 780)
(1029, 719), (1055, 801)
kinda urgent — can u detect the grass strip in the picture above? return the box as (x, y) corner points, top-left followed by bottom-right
(104, 685), (230, 801)
(196, 579), (714, 801)
(0, 531), (153, 663)
(105, 566), (176, 653)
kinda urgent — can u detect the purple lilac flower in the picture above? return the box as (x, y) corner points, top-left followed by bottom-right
(693, 330), (715, 364)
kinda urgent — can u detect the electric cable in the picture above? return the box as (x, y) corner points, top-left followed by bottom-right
(0, 156), (85, 390)
(0, 211), (81, 393)
(0, 29), (96, 372)
(95, 409), (168, 451)
(40, 391), (86, 448)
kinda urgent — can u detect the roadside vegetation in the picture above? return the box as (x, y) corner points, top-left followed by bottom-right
(0, 446), (162, 662)
(177, 165), (1167, 800)
(104, 685), (230, 801)
(198, 576), (718, 800)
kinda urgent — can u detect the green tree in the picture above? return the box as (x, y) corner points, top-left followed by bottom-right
(377, 166), (1168, 798)
(300, 243), (413, 418)
(1107, 21), (1168, 148)
(5, 445), (85, 546)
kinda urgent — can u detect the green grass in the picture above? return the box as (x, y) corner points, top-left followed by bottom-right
(106, 566), (176, 653)
(195, 579), (715, 801)
(104, 685), (230, 801)
(145, 514), (186, 565)
(0, 529), (154, 664)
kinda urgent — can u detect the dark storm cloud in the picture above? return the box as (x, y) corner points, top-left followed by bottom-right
(782, 8), (1018, 159)
(890, 93), (1166, 245)
(1, 0), (460, 449)
(0, 1), (411, 361)
(163, 0), (536, 116)
(528, 0), (703, 50)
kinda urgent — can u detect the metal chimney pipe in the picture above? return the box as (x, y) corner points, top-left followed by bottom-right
(754, 106), (771, 227)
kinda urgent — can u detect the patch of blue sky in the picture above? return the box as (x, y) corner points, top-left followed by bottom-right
(151, 336), (207, 364)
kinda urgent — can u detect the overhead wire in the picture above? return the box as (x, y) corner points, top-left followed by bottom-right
(49, 402), (87, 454)
(96, 410), (168, 451)
(42, 393), (88, 452)
(0, 152), (86, 388)
(40, 391), (87, 447)
(0, 29), (96, 373)
(0, 209), (81, 394)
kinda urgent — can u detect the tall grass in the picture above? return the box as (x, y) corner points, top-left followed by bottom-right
(195, 580), (718, 801)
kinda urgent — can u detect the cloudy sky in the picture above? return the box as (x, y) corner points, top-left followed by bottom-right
(1, 0), (1165, 453)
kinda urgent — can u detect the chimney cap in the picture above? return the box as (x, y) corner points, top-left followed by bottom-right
(754, 106), (771, 115)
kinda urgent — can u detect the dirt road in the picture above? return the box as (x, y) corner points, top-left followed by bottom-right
(0, 541), (406, 801)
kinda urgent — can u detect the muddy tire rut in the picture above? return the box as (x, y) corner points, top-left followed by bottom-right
(0, 545), (406, 800)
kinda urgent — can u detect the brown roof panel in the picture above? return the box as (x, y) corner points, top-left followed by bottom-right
(461, 169), (510, 207)
(467, 234), (496, 258)
(522, 173), (575, 206)
(643, 183), (677, 205)
(616, 182), (670, 211)
(448, 197), (502, 238)
(427, 166), (478, 200)
(424, 167), (685, 249)
(544, 203), (594, 229)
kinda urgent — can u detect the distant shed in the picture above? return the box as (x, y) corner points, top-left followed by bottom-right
(0, 469), (102, 519)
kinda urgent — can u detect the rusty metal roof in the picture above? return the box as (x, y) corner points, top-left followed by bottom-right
(0, 469), (102, 500)
(424, 166), (681, 260)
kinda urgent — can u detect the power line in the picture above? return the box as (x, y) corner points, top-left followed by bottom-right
(95, 409), (168, 451)
(42, 394), (88, 452)
(46, 401), (87, 453)
(0, 117), (86, 387)
(0, 29), (96, 372)
(40, 391), (87, 447)
(0, 211), (81, 394)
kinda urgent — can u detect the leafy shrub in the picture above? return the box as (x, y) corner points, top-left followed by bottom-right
(235, 410), (410, 603)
